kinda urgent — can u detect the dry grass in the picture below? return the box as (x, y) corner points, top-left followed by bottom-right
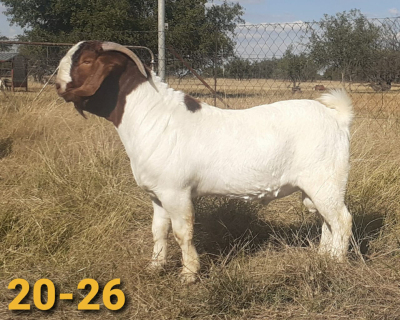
(0, 80), (399, 319)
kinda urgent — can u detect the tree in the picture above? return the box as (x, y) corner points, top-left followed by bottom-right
(0, 34), (11, 51)
(308, 9), (382, 85)
(164, 0), (244, 75)
(251, 58), (279, 79)
(275, 46), (318, 88)
(0, 0), (244, 70)
(225, 57), (252, 80)
(364, 19), (400, 89)
(203, 1), (244, 72)
(0, 0), (154, 43)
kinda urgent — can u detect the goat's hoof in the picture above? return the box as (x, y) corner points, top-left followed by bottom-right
(318, 247), (331, 256)
(179, 272), (198, 284)
(147, 261), (166, 274)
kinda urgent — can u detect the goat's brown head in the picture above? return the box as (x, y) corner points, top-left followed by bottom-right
(56, 41), (148, 126)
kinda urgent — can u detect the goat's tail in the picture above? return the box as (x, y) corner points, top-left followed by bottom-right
(317, 89), (354, 129)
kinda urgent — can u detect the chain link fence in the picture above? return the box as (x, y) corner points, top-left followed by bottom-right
(1, 18), (399, 121)
(166, 17), (400, 121)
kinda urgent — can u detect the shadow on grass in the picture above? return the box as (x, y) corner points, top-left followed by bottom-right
(192, 197), (387, 268)
(193, 198), (319, 266)
(0, 137), (13, 159)
(351, 212), (385, 256)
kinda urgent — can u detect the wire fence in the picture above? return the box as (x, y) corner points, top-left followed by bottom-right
(165, 17), (400, 121)
(1, 17), (400, 122)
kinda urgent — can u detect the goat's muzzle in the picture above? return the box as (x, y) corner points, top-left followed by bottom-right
(55, 81), (66, 96)
(57, 86), (77, 103)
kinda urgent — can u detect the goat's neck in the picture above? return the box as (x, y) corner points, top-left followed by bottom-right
(116, 74), (185, 159)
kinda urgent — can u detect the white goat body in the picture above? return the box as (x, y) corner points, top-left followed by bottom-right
(119, 87), (352, 201)
(56, 41), (353, 283)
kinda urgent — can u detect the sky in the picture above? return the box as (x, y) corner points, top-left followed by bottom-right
(1, 1), (400, 38)
(233, 0), (400, 25)
(0, 3), (21, 38)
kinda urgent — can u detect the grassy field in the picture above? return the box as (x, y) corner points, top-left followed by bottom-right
(0, 79), (399, 319)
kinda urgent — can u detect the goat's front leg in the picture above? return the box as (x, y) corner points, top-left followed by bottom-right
(159, 192), (200, 284)
(150, 199), (171, 270)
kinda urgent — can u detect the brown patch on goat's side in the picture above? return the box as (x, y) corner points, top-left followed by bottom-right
(62, 41), (149, 127)
(184, 95), (201, 113)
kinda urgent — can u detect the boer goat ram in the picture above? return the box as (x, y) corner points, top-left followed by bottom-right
(56, 41), (353, 283)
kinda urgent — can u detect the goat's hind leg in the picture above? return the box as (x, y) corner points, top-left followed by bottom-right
(302, 193), (332, 254)
(305, 189), (352, 261)
(325, 203), (352, 260)
(302, 184), (352, 261)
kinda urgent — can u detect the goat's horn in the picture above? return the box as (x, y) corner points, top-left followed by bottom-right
(101, 42), (147, 78)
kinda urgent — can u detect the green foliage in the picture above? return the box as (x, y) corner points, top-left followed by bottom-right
(252, 58), (279, 79)
(219, 58), (278, 80)
(1, 0), (152, 42)
(0, 34), (11, 51)
(0, 0), (244, 62)
(309, 9), (382, 83)
(362, 20), (400, 86)
(224, 57), (253, 80)
(276, 46), (319, 87)
(166, 0), (244, 71)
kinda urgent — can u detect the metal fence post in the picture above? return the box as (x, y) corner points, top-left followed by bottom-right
(158, 0), (166, 82)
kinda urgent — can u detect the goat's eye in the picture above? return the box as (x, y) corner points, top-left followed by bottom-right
(82, 60), (92, 65)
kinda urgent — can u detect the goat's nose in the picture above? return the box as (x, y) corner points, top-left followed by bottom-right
(55, 82), (61, 90)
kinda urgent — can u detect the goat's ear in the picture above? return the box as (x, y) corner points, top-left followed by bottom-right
(70, 57), (113, 97)
(102, 42), (147, 78)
